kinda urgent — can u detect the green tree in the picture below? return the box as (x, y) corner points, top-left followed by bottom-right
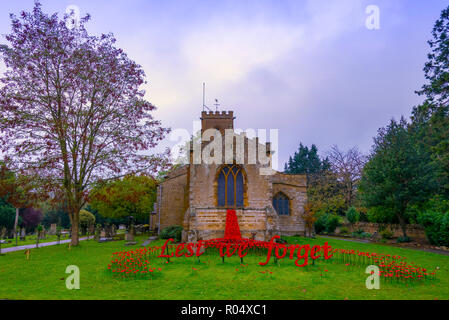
(284, 143), (329, 175)
(85, 204), (128, 227)
(41, 204), (72, 229)
(307, 170), (346, 215)
(79, 210), (95, 235)
(346, 207), (360, 225)
(0, 198), (16, 230)
(415, 6), (449, 197)
(0, 163), (38, 240)
(417, 6), (449, 105)
(359, 118), (436, 237)
(89, 175), (157, 221)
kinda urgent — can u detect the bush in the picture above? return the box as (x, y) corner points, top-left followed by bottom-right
(314, 213), (341, 234)
(80, 210), (95, 226)
(380, 229), (394, 240)
(339, 227), (349, 235)
(396, 236), (411, 243)
(314, 215), (326, 234)
(417, 211), (449, 246)
(160, 225), (183, 242)
(0, 198), (16, 230)
(346, 207), (360, 224)
(351, 229), (371, 239)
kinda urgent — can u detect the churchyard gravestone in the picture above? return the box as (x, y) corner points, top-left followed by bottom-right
(95, 225), (101, 241)
(106, 225), (113, 238)
(124, 227), (137, 246)
(98, 227), (114, 243)
(125, 231), (135, 242)
(49, 224), (57, 235)
(88, 224), (95, 237)
(20, 228), (26, 241)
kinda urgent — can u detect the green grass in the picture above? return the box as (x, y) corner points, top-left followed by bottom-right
(0, 234), (72, 249)
(0, 235), (448, 300)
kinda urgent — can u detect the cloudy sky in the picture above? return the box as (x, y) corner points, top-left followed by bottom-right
(0, 0), (446, 168)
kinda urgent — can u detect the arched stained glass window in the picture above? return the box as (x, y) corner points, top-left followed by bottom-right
(217, 165), (244, 207)
(273, 193), (289, 215)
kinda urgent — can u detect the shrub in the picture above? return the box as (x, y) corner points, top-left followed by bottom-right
(339, 227), (349, 235)
(314, 213), (341, 234)
(351, 229), (371, 239)
(417, 211), (449, 246)
(380, 229), (394, 240)
(345, 207), (360, 224)
(160, 225), (183, 242)
(79, 210), (96, 234)
(314, 215), (327, 234)
(396, 236), (411, 243)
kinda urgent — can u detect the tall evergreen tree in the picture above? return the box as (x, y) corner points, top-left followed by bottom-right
(284, 143), (329, 175)
(414, 5), (449, 197)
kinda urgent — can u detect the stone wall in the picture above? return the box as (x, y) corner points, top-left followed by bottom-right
(271, 173), (307, 236)
(346, 222), (427, 239)
(157, 165), (189, 231)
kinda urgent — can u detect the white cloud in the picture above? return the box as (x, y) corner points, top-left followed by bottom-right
(181, 23), (304, 83)
(145, 0), (364, 119)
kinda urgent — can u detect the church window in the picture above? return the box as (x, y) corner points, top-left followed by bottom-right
(273, 192), (290, 215)
(217, 165), (244, 207)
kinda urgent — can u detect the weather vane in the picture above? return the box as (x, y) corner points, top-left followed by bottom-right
(214, 99), (220, 112)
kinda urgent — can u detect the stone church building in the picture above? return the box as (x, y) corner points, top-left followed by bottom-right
(155, 111), (307, 242)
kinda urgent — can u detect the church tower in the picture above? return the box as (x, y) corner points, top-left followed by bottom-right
(200, 111), (235, 134)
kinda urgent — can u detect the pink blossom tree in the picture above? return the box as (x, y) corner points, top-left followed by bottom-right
(0, 2), (170, 245)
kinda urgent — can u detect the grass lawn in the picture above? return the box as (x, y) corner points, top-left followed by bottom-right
(0, 235), (448, 300)
(0, 234), (73, 249)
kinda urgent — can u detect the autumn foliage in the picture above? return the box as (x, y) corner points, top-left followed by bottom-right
(0, 2), (169, 244)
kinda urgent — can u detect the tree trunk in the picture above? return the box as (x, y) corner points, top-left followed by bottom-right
(13, 207), (19, 241)
(71, 209), (80, 246)
(397, 214), (407, 238)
